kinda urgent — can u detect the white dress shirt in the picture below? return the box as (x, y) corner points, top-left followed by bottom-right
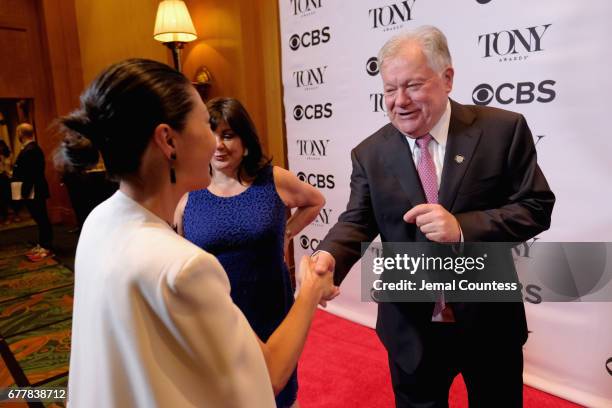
(404, 99), (451, 187)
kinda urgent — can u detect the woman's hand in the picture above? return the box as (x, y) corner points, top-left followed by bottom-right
(297, 255), (339, 307)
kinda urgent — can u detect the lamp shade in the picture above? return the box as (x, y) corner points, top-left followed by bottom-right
(154, 0), (197, 43)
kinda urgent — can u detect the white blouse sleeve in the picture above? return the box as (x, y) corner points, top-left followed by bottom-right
(162, 252), (275, 407)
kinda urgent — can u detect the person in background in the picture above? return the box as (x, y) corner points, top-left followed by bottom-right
(13, 123), (53, 259)
(0, 140), (11, 224)
(54, 136), (118, 231)
(174, 97), (331, 408)
(59, 58), (335, 407)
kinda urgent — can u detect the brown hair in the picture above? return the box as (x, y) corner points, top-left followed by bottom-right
(206, 97), (271, 183)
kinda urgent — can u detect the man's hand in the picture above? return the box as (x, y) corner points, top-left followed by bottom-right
(310, 251), (340, 307)
(312, 251), (335, 275)
(403, 204), (461, 243)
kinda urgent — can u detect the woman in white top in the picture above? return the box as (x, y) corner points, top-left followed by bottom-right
(57, 58), (334, 407)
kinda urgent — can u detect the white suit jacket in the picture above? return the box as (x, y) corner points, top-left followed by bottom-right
(68, 190), (274, 407)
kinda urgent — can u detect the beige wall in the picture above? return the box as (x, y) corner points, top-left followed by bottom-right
(73, 0), (286, 166)
(1, 0), (284, 223)
(74, 0), (169, 86)
(183, 0), (286, 166)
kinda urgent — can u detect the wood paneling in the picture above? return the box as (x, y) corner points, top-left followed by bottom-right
(73, 0), (168, 86)
(0, 0), (84, 223)
(0, 28), (34, 97)
(0, 0), (28, 27)
(255, 1), (286, 168)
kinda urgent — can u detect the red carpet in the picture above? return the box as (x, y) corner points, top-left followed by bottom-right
(298, 310), (582, 408)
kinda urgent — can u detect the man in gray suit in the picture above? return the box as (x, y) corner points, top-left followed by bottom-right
(314, 26), (555, 407)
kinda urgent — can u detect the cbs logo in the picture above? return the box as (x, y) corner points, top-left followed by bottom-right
(297, 172), (335, 189)
(289, 27), (330, 51)
(472, 80), (555, 105)
(293, 103), (333, 120)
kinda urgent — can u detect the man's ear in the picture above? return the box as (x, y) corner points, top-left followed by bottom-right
(152, 123), (175, 160)
(443, 67), (454, 93)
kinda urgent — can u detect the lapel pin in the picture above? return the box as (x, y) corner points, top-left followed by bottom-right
(454, 155), (465, 164)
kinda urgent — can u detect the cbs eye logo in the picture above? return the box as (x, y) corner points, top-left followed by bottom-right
(366, 57), (379, 76)
(472, 84), (495, 105)
(300, 235), (310, 249)
(299, 235), (320, 251)
(289, 34), (301, 51)
(293, 105), (305, 120)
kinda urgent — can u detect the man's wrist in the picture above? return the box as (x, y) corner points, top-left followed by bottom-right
(311, 249), (332, 259)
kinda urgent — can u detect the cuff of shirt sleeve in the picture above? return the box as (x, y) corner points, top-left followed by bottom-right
(311, 249), (333, 258)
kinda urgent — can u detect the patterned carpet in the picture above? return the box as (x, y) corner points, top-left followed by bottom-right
(0, 244), (72, 408)
(0, 220), (36, 234)
(0, 209), (36, 233)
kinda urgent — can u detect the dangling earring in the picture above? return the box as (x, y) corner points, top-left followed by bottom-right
(170, 152), (177, 184)
(243, 148), (249, 157)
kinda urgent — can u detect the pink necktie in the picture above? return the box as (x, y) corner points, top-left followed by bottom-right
(416, 134), (438, 204)
(416, 134), (453, 321)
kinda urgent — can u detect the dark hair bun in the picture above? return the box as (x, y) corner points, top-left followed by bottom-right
(55, 111), (100, 174)
(56, 58), (193, 179)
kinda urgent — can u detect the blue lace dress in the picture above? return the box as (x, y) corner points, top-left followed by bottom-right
(183, 165), (297, 407)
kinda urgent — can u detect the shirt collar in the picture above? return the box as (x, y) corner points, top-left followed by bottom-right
(405, 99), (451, 152)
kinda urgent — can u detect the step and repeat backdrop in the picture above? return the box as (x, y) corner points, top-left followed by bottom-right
(279, 1), (612, 406)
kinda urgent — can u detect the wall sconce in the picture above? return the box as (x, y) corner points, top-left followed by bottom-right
(193, 66), (213, 100)
(153, 0), (197, 72)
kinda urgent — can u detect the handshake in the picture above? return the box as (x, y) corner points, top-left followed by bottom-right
(296, 252), (340, 307)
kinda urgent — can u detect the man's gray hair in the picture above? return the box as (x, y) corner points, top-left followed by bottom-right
(377, 25), (452, 73)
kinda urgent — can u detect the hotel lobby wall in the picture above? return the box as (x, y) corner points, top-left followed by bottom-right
(73, 0), (168, 87)
(0, 0), (286, 223)
(74, 0), (287, 167)
(0, 0), (84, 223)
(182, 0), (286, 167)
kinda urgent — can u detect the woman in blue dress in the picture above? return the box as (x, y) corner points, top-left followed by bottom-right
(175, 97), (330, 408)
